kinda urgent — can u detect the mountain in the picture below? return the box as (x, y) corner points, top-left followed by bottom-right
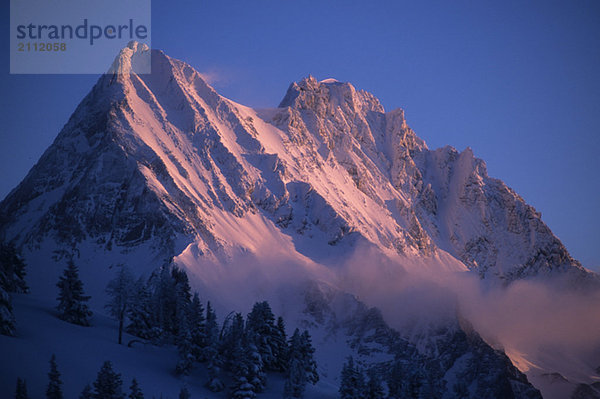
(0, 42), (596, 398)
(0, 43), (588, 283)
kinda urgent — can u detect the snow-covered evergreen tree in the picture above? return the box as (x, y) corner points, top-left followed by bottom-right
(204, 301), (224, 392)
(339, 356), (365, 399)
(175, 315), (194, 375)
(0, 277), (16, 336)
(106, 266), (135, 344)
(126, 277), (154, 341)
(46, 354), (63, 399)
(149, 264), (177, 339)
(273, 316), (288, 372)
(189, 292), (206, 362)
(283, 353), (306, 399)
(229, 336), (256, 399)
(453, 381), (469, 398)
(128, 379), (144, 399)
(221, 312), (245, 370)
(0, 243), (28, 293)
(92, 361), (124, 399)
(299, 331), (318, 385)
(230, 375), (256, 399)
(178, 386), (191, 399)
(0, 243), (27, 336)
(79, 384), (93, 399)
(284, 329), (319, 398)
(56, 260), (92, 326)
(245, 332), (266, 393)
(172, 266), (192, 338)
(365, 369), (385, 399)
(173, 271), (195, 375)
(172, 267), (192, 303)
(407, 369), (428, 398)
(15, 378), (29, 399)
(246, 301), (278, 371)
(385, 360), (404, 398)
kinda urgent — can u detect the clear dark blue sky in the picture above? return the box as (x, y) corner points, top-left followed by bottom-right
(1, 1), (599, 270)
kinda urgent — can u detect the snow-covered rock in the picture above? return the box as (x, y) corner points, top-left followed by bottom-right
(0, 45), (589, 284)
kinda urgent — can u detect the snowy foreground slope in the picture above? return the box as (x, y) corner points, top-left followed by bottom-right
(1, 42), (599, 398)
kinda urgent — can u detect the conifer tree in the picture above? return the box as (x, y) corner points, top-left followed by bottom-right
(246, 301), (278, 370)
(244, 332), (266, 393)
(0, 243), (26, 336)
(365, 369), (385, 399)
(15, 378), (29, 399)
(56, 259), (92, 326)
(221, 312), (245, 370)
(284, 354), (306, 399)
(230, 375), (256, 399)
(0, 278), (16, 336)
(106, 266), (134, 344)
(284, 329), (319, 398)
(174, 273), (195, 375)
(178, 386), (191, 399)
(46, 354), (63, 399)
(92, 361), (124, 399)
(79, 384), (93, 399)
(128, 379), (144, 399)
(407, 369), (426, 398)
(126, 277), (154, 340)
(172, 267), (192, 303)
(229, 336), (256, 399)
(386, 360), (404, 398)
(204, 301), (224, 392)
(0, 243), (28, 293)
(273, 316), (288, 372)
(175, 315), (194, 375)
(189, 292), (206, 362)
(339, 357), (365, 399)
(299, 331), (319, 385)
(149, 264), (177, 338)
(172, 266), (192, 338)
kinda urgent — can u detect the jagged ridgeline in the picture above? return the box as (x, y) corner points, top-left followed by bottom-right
(0, 42), (588, 282)
(0, 42), (597, 398)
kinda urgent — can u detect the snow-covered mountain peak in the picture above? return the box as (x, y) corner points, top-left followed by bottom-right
(278, 75), (384, 116)
(107, 40), (152, 75)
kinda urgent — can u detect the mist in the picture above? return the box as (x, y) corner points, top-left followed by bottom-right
(334, 244), (600, 385)
(178, 242), (600, 388)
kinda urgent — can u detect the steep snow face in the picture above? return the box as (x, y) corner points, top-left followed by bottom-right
(0, 43), (589, 282)
(0, 46), (444, 269)
(271, 76), (588, 282)
(412, 146), (588, 282)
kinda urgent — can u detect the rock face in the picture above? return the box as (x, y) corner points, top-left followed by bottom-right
(300, 281), (543, 399)
(0, 42), (593, 398)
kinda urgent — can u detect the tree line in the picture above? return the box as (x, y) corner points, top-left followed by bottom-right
(2, 248), (319, 399)
(15, 354), (192, 399)
(101, 262), (319, 398)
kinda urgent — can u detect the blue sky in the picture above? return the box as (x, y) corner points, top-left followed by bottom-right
(1, 1), (599, 270)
